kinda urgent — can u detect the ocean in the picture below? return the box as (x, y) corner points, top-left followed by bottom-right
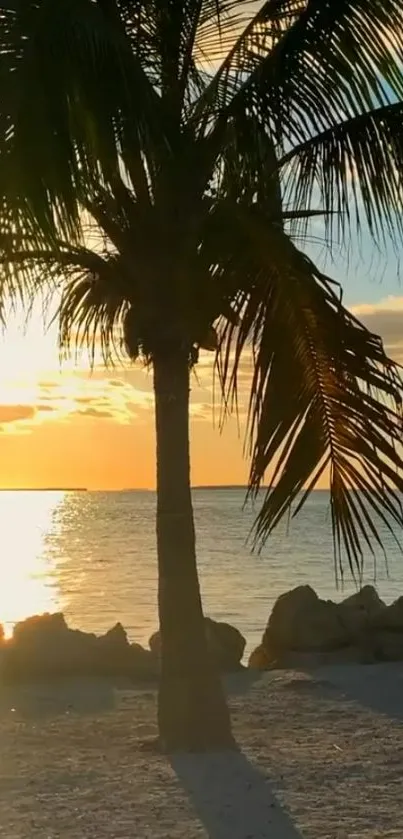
(1, 488), (403, 656)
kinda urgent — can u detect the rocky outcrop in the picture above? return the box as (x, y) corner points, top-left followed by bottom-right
(149, 617), (246, 672)
(338, 587), (386, 636)
(370, 631), (403, 661)
(248, 643), (375, 670)
(204, 618), (246, 670)
(0, 611), (246, 683)
(0, 613), (157, 683)
(340, 586), (385, 614)
(248, 644), (272, 670)
(249, 585), (401, 670)
(262, 585), (351, 655)
(370, 596), (403, 631)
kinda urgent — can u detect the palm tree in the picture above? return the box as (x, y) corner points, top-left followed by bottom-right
(1, 0), (403, 751)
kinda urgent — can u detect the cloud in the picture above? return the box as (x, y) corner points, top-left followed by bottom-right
(0, 404), (36, 423)
(74, 395), (107, 405)
(35, 371), (153, 424)
(37, 404), (57, 413)
(0, 364), (155, 435)
(5, 293), (401, 437)
(0, 403), (38, 436)
(38, 380), (60, 390)
(351, 295), (403, 318)
(189, 402), (211, 421)
(108, 379), (126, 388)
(351, 296), (403, 363)
(75, 407), (115, 419)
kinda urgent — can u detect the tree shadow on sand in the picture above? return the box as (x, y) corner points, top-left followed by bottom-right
(171, 749), (304, 839)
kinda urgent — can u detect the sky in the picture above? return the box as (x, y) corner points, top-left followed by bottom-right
(0, 230), (402, 490)
(0, 6), (402, 490)
(0, 302), (253, 489)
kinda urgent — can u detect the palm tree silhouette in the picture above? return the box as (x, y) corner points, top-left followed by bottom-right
(1, 0), (403, 751)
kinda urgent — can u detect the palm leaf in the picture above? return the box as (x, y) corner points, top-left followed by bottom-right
(1, 0), (403, 580)
(194, 0), (304, 119)
(0, 0), (162, 239)
(199, 0), (403, 246)
(217, 210), (403, 578)
(217, 0), (403, 130)
(280, 101), (403, 244)
(0, 234), (132, 361)
(57, 265), (129, 366)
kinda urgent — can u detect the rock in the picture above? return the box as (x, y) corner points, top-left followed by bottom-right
(149, 630), (160, 657)
(149, 617), (246, 672)
(248, 644), (270, 670)
(96, 623), (157, 679)
(262, 586), (350, 654)
(3, 614), (97, 681)
(341, 585), (385, 614)
(248, 642), (375, 671)
(13, 612), (69, 643)
(370, 596), (403, 632)
(1, 613), (156, 683)
(252, 584), (394, 669)
(129, 642), (158, 680)
(258, 585), (390, 663)
(204, 618), (246, 670)
(248, 644), (274, 670)
(371, 630), (403, 661)
(97, 622), (130, 675)
(99, 621), (128, 648)
(336, 586), (386, 642)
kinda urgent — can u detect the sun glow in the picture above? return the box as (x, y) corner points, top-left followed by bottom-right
(0, 491), (64, 636)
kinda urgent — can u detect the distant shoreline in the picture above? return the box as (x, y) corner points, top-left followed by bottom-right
(0, 486), (330, 492)
(0, 487), (88, 492)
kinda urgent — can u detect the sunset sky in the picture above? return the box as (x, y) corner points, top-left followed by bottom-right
(0, 234), (402, 490)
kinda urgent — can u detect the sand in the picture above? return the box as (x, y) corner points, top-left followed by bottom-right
(1, 664), (403, 838)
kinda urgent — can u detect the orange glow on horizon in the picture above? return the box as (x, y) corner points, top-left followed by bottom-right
(0, 294), (400, 491)
(0, 305), (256, 490)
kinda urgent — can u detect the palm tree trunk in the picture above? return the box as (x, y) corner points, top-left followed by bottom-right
(153, 349), (234, 752)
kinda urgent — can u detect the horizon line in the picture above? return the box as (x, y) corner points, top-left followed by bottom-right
(0, 484), (330, 492)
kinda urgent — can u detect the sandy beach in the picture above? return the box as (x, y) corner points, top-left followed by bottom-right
(1, 664), (403, 838)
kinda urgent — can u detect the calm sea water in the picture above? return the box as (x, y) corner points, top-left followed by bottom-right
(1, 489), (403, 655)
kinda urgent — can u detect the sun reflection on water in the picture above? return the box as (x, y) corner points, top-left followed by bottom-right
(0, 491), (64, 636)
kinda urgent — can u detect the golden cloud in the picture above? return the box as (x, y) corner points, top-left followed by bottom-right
(351, 296), (403, 363)
(0, 404), (36, 424)
(0, 368), (156, 434)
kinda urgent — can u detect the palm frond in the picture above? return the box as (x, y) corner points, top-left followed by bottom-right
(194, 0), (257, 65)
(1, 0), (403, 580)
(0, 238), (131, 363)
(198, 0), (403, 247)
(217, 210), (403, 578)
(193, 0), (304, 125)
(218, 0), (403, 132)
(82, 181), (139, 253)
(57, 264), (129, 366)
(281, 100), (403, 245)
(0, 0), (162, 239)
